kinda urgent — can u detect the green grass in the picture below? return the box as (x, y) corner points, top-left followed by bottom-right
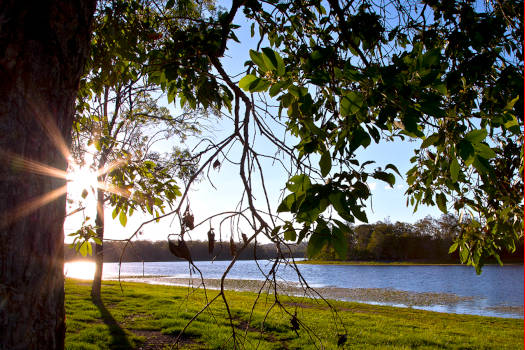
(65, 279), (523, 349)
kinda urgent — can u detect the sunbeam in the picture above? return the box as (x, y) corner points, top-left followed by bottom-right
(28, 99), (72, 161)
(3, 185), (68, 227)
(1, 150), (128, 228)
(0, 97), (132, 229)
(0, 150), (68, 180)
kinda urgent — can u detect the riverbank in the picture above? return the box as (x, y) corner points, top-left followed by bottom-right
(112, 275), (477, 308)
(296, 260), (523, 266)
(65, 278), (523, 349)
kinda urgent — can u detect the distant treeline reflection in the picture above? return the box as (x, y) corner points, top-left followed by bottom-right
(65, 214), (522, 263)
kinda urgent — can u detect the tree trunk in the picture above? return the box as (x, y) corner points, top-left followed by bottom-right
(91, 187), (105, 301)
(0, 1), (96, 349)
(91, 147), (110, 301)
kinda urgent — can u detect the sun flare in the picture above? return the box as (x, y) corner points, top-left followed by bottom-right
(64, 261), (95, 280)
(67, 164), (99, 199)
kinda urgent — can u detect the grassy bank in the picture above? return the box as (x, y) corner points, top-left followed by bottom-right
(65, 279), (523, 349)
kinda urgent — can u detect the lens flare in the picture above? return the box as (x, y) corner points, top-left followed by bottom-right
(0, 109), (129, 228)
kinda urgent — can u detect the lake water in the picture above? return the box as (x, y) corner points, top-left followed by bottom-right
(65, 260), (523, 319)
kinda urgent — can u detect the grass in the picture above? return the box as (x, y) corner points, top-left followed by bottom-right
(65, 278), (523, 349)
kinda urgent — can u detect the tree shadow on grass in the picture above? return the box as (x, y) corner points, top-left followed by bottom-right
(91, 295), (133, 350)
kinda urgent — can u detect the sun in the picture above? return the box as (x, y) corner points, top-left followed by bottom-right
(64, 261), (96, 280)
(66, 163), (100, 200)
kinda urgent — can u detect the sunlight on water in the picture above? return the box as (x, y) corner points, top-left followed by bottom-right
(64, 261), (95, 280)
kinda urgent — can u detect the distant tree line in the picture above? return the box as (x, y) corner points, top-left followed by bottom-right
(310, 214), (523, 263)
(65, 239), (307, 262)
(66, 214), (522, 264)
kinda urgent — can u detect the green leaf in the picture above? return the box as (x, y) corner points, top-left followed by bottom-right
(269, 80), (290, 97)
(286, 174), (311, 193)
(352, 181), (370, 198)
(284, 228), (296, 241)
(421, 48), (441, 67)
(366, 125), (380, 143)
(450, 158), (460, 183)
(297, 225), (310, 244)
(249, 79), (270, 92)
(307, 232), (329, 258)
(79, 242), (88, 257)
(472, 156), (491, 175)
(329, 192), (352, 221)
(503, 115), (519, 129)
(459, 245), (469, 263)
(261, 48), (286, 76)
(349, 127), (371, 152)
(421, 133), (440, 148)
(465, 129), (487, 144)
(373, 171), (395, 187)
(249, 50), (268, 72)
(119, 210), (127, 227)
(385, 164), (401, 177)
(350, 205), (368, 223)
(277, 193), (295, 213)
(436, 192), (447, 214)
(401, 110), (424, 137)
(457, 140), (475, 164)
(474, 143), (496, 159)
(112, 207), (119, 220)
(319, 151), (332, 177)
(239, 75), (257, 90)
(340, 91), (364, 116)
(239, 75), (270, 92)
(448, 242), (459, 254)
(331, 227), (347, 259)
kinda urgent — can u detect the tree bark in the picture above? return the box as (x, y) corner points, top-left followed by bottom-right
(0, 1), (96, 349)
(91, 187), (105, 301)
(91, 143), (110, 300)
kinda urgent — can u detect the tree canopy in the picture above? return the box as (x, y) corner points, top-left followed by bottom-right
(125, 0), (523, 273)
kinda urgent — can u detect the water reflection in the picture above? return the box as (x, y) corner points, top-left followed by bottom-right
(64, 261), (95, 279)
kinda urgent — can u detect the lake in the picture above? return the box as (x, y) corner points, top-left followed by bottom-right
(64, 260), (523, 319)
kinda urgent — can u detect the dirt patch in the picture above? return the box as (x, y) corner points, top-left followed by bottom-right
(283, 301), (318, 309)
(237, 319), (261, 334)
(133, 330), (196, 350)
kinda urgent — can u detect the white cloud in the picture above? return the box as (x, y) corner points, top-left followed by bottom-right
(368, 182), (377, 190)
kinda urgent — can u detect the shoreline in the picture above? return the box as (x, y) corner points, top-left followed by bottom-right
(295, 260), (524, 266)
(105, 276), (524, 319)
